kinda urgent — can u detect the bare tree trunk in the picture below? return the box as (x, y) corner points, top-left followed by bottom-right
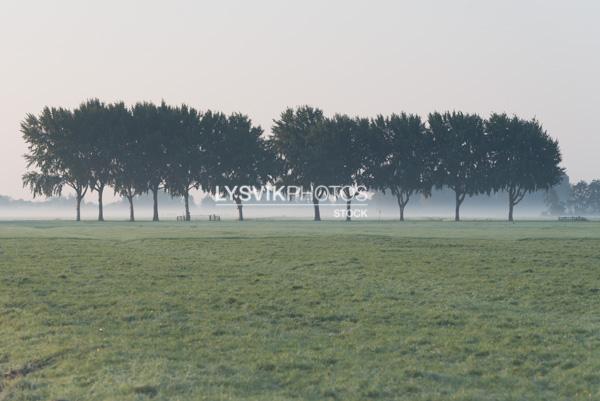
(343, 187), (352, 221)
(235, 197), (244, 221)
(396, 192), (409, 222)
(508, 186), (526, 222)
(346, 200), (351, 221)
(508, 188), (515, 222)
(454, 191), (464, 222)
(184, 190), (191, 221)
(97, 185), (104, 222)
(76, 195), (82, 222)
(127, 194), (135, 222)
(152, 188), (159, 222)
(313, 194), (321, 221)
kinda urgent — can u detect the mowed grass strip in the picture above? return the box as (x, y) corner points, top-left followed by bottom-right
(0, 221), (599, 400)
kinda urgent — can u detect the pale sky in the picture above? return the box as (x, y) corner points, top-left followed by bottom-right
(1, 0), (599, 200)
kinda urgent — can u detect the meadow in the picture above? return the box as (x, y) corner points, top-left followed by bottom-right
(0, 220), (599, 400)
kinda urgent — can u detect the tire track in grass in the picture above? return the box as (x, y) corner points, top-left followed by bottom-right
(0, 349), (73, 400)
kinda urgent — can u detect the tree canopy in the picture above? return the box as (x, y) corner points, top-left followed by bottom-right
(487, 113), (564, 221)
(368, 113), (433, 221)
(22, 101), (564, 222)
(429, 111), (492, 221)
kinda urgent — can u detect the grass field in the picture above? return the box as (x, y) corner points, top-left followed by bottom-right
(1, 220), (599, 400)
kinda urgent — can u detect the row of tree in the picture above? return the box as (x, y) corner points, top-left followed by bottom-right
(22, 101), (564, 222)
(22, 100), (272, 222)
(546, 180), (600, 215)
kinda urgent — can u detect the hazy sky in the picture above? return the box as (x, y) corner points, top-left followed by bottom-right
(1, 0), (599, 199)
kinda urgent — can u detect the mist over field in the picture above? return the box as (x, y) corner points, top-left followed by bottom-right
(0, 187), (562, 221)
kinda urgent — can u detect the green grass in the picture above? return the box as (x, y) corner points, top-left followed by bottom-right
(1, 221), (600, 400)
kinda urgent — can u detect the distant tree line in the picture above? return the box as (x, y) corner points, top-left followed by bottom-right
(546, 180), (600, 216)
(22, 101), (564, 222)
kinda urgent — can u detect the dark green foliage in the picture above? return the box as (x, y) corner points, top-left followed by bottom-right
(487, 113), (564, 221)
(428, 111), (491, 221)
(204, 113), (275, 221)
(110, 104), (143, 221)
(130, 102), (170, 221)
(320, 114), (370, 221)
(567, 180), (600, 215)
(162, 104), (204, 221)
(271, 106), (327, 220)
(21, 107), (89, 221)
(368, 113), (433, 220)
(22, 101), (566, 222)
(74, 99), (130, 221)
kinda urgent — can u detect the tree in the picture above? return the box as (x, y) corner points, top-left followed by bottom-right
(317, 114), (370, 221)
(22, 107), (90, 221)
(369, 113), (433, 221)
(487, 113), (564, 221)
(110, 106), (141, 222)
(568, 181), (589, 214)
(163, 105), (203, 221)
(587, 180), (600, 215)
(205, 113), (274, 221)
(272, 106), (328, 221)
(429, 111), (491, 221)
(568, 180), (600, 215)
(73, 99), (129, 221)
(131, 102), (170, 222)
(544, 188), (566, 216)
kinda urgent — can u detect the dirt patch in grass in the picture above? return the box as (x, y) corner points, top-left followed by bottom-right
(0, 352), (64, 397)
